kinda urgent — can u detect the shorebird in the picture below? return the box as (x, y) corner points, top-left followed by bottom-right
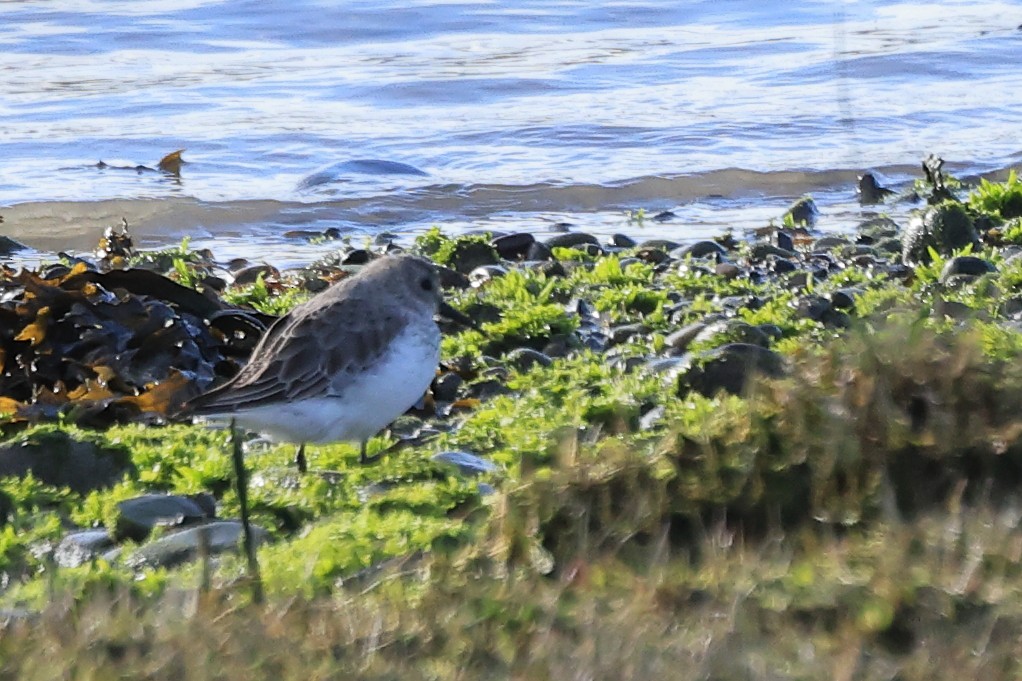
(186, 253), (471, 471)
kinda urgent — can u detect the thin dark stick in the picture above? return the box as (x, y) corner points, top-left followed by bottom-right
(230, 418), (263, 604)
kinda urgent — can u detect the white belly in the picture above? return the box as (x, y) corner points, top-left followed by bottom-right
(227, 326), (440, 444)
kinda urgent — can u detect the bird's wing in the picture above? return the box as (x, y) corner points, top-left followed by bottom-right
(187, 293), (408, 415)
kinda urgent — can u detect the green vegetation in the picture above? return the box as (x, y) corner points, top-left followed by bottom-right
(2, 169), (1022, 678)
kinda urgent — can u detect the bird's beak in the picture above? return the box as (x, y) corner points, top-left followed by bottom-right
(439, 301), (482, 332)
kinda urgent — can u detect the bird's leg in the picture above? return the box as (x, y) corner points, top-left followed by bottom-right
(294, 443), (308, 473)
(230, 418), (263, 603)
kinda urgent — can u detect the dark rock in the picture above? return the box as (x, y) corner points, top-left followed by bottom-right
(750, 243), (796, 261)
(813, 236), (849, 251)
(674, 240), (727, 259)
(652, 211), (677, 222)
(715, 262), (742, 279)
(233, 264), (279, 286)
(125, 521), (268, 569)
(340, 249), (372, 265)
(468, 265), (508, 287)
(432, 372), (464, 402)
(664, 323), (706, 355)
(437, 264), (470, 289)
(504, 348), (554, 372)
(526, 241), (554, 261)
(679, 343), (785, 397)
(465, 378), (512, 400)
(637, 239), (680, 251)
(609, 323), (651, 345)
(534, 260), (566, 278)
(768, 256), (798, 274)
(54, 530), (115, 568)
(858, 172), (896, 204)
(0, 235), (27, 256)
(784, 196), (819, 227)
(491, 232), (535, 260)
(634, 248), (671, 264)
(774, 231), (795, 251)
(446, 240), (501, 274)
(115, 493), (217, 542)
(794, 296), (833, 322)
(830, 288), (863, 310)
(693, 320), (771, 349)
(610, 234), (638, 248)
(431, 451), (500, 477)
(939, 256), (997, 283)
(902, 201), (978, 265)
(545, 233), (600, 249)
(0, 432), (134, 495)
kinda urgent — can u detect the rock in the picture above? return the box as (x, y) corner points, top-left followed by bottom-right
(504, 348), (554, 372)
(794, 296), (833, 322)
(125, 521), (268, 569)
(232, 264), (279, 286)
(446, 240), (501, 274)
(858, 172), (896, 204)
(784, 196), (819, 227)
(902, 201), (978, 265)
(469, 265), (508, 287)
(813, 236), (849, 251)
(610, 234), (637, 248)
(432, 372), (464, 402)
(637, 239), (680, 252)
(715, 262), (743, 279)
(491, 232), (535, 260)
(0, 235), (27, 256)
(638, 405), (666, 431)
(939, 256), (997, 283)
(673, 240), (727, 259)
(0, 432), (134, 495)
(750, 243), (796, 261)
(432, 451), (500, 477)
(609, 323), (651, 345)
(115, 493), (216, 542)
(830, 288), (863, 310)
(774, 231), (795, 251)
(54, 530), (115, 568)
(679, 343), (785, 397)
(526, 241), (554, 261)
(545, 233), (600, 249)
(664, 322), (707, 355)
(693, 320), (770, 349)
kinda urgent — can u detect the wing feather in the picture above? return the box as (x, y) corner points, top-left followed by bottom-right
(187, 283), (409, 415)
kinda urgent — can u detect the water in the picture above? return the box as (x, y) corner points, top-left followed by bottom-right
(2, 0), (1021, 265)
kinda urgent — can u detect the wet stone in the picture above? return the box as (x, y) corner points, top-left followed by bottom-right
(830, 288), (863, 310)
(432, 372), (464, 403)
(610, 233), (637, 248)
(432, 451), (500, 477)
(609, 323), (651, 345)
(774, 230), (795, 251)
(491, 232), (534, 260)
(939, 256), (997, 282)
(785, 196), (819, 227)
(637, 239), (680, 252)
(664, 322), (707, 355)
(795, 296), (834, 322)
(469, 265), (508, 287)
(505, 348), (554, 372)
(638, 405), (666, 431)
(125, 521), (268, 570)
(674, 240), (727, 259)
(768, 257), (798, 274)
(679, 343), (785, 397)
(858, 171), (896, 204)
(693, 320), (771, 349)
(115, 493), (217, 542)
(715, 262), (743, 279)
(233, 264), (279, 286)
(750, 243), (795, 261)
(0, 433), (134, 495)
(54, 530), (115, 568)
(446, 240), (501, 274)
(545, 232), (600, 249)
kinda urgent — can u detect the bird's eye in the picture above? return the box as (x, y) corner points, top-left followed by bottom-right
(420, 277), (434, 291)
